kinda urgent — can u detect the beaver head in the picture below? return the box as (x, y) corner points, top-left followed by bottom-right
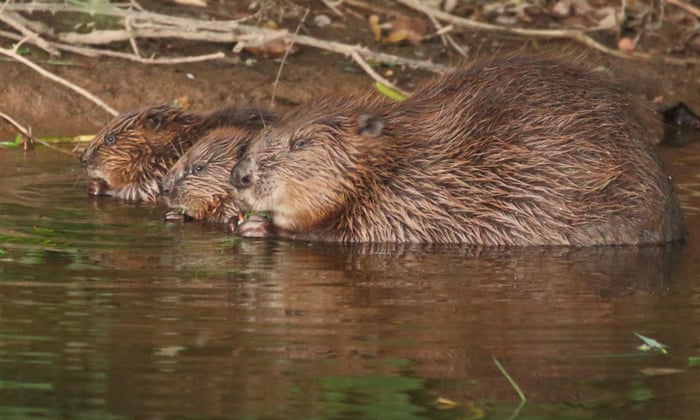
(230, 94), (388, 234)
(80, 104), (276, 203)
(79, 104), (208, 202)
(162, 127), (251, 223)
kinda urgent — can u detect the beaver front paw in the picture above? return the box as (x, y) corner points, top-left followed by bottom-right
(164, 209), (187, 223)
(87, 179), (110, 196)
(230, 213), (276, 238)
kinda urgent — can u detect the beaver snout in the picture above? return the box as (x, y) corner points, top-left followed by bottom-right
(79, 149), (91, 168)
(87, 179), (109, 196)
(159, 181), (170, 197)
(230, 156), (255, 189)
(159, 176), (175, 197)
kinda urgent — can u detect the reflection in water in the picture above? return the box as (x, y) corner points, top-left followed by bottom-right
(0, 147), (699, 418)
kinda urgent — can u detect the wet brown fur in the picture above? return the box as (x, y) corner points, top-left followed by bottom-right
(162, 127), (251, 223)
(232, 56), (686, 245)
(80, 103), (274, 202)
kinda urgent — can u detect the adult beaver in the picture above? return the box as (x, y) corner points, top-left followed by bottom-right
(80, 103), (275, 202)
(230, 56), (686, 245)
(161, 127), (251, 224)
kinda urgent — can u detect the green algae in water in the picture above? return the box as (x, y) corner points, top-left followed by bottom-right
(319, 376), (426, 420)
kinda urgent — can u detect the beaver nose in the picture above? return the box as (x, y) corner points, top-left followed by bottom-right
(160, 173), (179, 197)
(79, 150), (89, 168)
(159, 181), (169, 196)
(230, 156), (255, 189)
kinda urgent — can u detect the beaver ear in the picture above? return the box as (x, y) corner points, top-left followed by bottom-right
(144, 113), (165, 131)
(356, 114), (384, 137)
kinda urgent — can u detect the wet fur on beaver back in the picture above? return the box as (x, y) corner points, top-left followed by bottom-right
(162, 127), (251, 223)
(232, 56), (686, 245)
(80, 104), (275, 202)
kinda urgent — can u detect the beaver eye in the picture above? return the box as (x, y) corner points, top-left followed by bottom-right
(290, 138), (309, 151)
(104, 134), (117, 145)
(191, 164), (205, 175)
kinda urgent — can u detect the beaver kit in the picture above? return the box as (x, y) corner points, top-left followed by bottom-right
(80, 103), (275, 202)
(230, 56), (686, 246)
(161, 127), (253, 224)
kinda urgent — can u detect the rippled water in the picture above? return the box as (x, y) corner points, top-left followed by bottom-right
(1, 145), (699, 419)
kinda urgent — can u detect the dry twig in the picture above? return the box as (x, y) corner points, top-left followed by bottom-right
(271, 8), (310, 107)
(321, 0), (344, 17)
(426, 16), (468, 58)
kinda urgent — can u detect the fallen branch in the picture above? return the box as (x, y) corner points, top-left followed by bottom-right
(395, 0), (700, 66)
(61, 47), (225, 64)
(321, 0), (344, 17)
(0, 28), (225, 63)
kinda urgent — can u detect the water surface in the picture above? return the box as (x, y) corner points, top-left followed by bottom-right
(1, 145), (699, 419)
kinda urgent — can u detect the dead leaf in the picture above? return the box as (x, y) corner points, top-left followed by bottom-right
(388, 15), (427, 45)
(385, 29), (408, 44)
(618, 37), (636, 52)
(263, 20), (279, 30)
(435, 396), (458, 409)
(243, 20), (300, 58)
(369, 15), (382, 42)
(244, 39), (299, 58)
(595, 7), (618, 29)
(550, 0), (572, 18)
(174, 0), (207, 6)
(314, 14), (332, 28)
(172, 96), (190, 109)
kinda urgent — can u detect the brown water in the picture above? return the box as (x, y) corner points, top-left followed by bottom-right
(1, 144), (699, 419)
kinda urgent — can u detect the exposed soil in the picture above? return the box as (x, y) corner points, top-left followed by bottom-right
(0, 0), (699, 142)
